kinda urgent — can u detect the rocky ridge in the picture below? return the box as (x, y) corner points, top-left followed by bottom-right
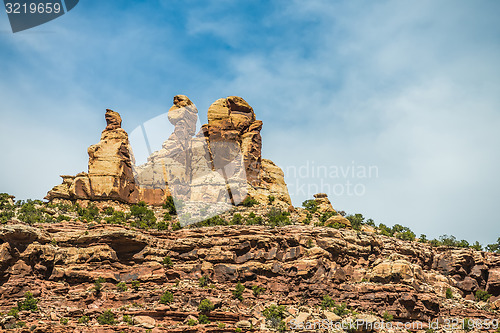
(0, 198), (499, 332)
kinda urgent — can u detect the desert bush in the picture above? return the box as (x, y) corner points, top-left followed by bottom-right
(262, 304), (287, 329)
(78, 315), (90, 324)
(131, 280), (140, 290)
(245, 213), (263, 225)
(17, 292), (38, 311)
(97, 310), (115, 325)
(76, 203), (100, 222)
(187, 318), (197, 326)
(302, 199), (318, 213)
(241, 196), (258, 207)
(232, 282), (245, 301)
(129, 201), (156, 229)
(104, 211), (126, 224)
(122, 314), (133, 325)
(199, 276), (208, 287)
(198, 299), (214, 312)
(94, 277), (105, 293)
(267, 208), (290, 227)
(198, 314), (210, 324)
(445, 288), (453, 299)
(321, 295), (336, 309)
(160, 291), (173, 304)
(475, 289), (491, 301)
(116, 282), (127, 292)
(231, 213), (243, 225)
(60, 318), (69, 325)
(162, 256), (173, 268)
(171, 221), (182, 231)
(346, 213), (364, 230)
(252, 285), (265, 296)
(382, 311), (393, 322)
(486, 237), (500, 253)
(268, 195), (275, 204)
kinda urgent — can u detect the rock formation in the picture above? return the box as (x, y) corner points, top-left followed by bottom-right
(46, 95), (291, 209)
(0, 218), (498, 331)
(45, 109), (139, 203)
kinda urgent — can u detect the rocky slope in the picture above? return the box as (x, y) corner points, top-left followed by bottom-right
(0, 200), (499, 332)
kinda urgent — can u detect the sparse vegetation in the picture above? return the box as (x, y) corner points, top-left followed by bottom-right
(199, 276), (208, 287)
(187, 318), (197, 326)
(268, 195), (275, 204)
(160, 291), (174, 304)
(172, 221), (182, 231)
(232, 282), (245, 301)
(17, 292), (38, 311)
(198, 314), (210, 324)
(263, 304), (287, 330)
(267, 207), (290, 227)
(97, 310), (116, 325)
(117, 282), (128, 292)
(78, 315), (90, 324)
(475, 289), (491, 302)
(162, 256), (173, 268)
(94, 277), (105, 293)
(321, 295), (336, 309)
(445, 288), (453, 299)
(382, 311), (394, 322)
(128, 201), (157, 229)
(60, 317), (69, 325)
(198, 299), (214, 313)
(122, 314), (134, 325)
(252, 285), (265, 297)
(241, 196), (258, 207)
(131, 280), (140, 290)
(302, 199), (318, 213)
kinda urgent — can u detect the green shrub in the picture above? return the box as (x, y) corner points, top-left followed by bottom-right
(131, 280), (140, 290)
(0, 193), (13, 209)
(7, 307), (19, 318)
(471, 241), (483, 251)
(116, 282), (127, 292)
(267, 207), (290, 227)
(78, 315), (90, 324)
(198, 299), (214, 313)
(197, 215), (228, 227)
(187, 318), (197, 326)
(241, 196), (258, 207)
(163, 256), (173, 268)
(17, 292), (38, 311)
(346, 213), (364, 230)
(103, 207), (115, 215)
(60, 318), (69, 325)
(463, 318), (473, 332)
(262, 304), (287, 329)
(475, 289), (491, 301)
(252, 285), (265, 297)
(231, 213), (243, 225)
(160, 291), (173, 304)
(319, 212), (336, 223)
(16, 321), (26, 328)
(321, 295), (336, 309)
(77, 203), (100, 222)
(268, 195), (275, 204)
(217, 322), (226, 328)
(419, 234), (428, 243)
(157, 221), (169, 230)
(94, 277), (105, 293)
(302, 199), (318, 213)
(18, 200), (46, 224)
(104, 211), (126, 224)
(198, 276), (208, 287)
(129, 201), (157, 229)
(97, 310), (115, 325)
(122, 314), (133, 325)
(163, 196), (182, 215)
(246, 214), (263, 225)
(445, 288), (453, 299)
(163, 212), (172, 221)
(235, 328), (242, 333)
(333, 302), (350, 316)
(198, 314), (210, 324)
(382, 311), (393, 322)
(232, 282), (245, 301)
(172, 221), (182, 231)
(486, 237), (500, 253)
(0, 209), (15, 224)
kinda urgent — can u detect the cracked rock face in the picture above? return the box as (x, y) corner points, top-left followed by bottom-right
(0, 221), (498, 331)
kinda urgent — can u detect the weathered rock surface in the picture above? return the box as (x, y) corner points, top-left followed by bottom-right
(0, 220), (498, 332)
(46, 96), (291, 207)
(45, 109), (139, 204)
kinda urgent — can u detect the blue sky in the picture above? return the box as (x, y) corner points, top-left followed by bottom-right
(1, 0), (499, 244)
